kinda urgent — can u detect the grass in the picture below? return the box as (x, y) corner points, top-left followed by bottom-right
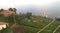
(0, 15), (60, 33)
(24, 26), (39, 33)
(40, 21), (60, 33)
(20, 16), (57, 33)
(20, 17), (52, 29)
(21, 17), (60, 33)
(55, 27), (60, 33)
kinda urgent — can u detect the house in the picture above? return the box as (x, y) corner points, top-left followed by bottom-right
(39, 12), (48, 17)
(0, 22), (8, 30)
(39, 12), (45, 17)
(0, 10), (15, 16)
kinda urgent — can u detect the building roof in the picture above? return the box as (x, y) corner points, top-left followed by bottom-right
(0, 22), (8, 25)
(0, 10), (15, 16)
(39, 12), (45, 17)
(1, 10), (11, 14)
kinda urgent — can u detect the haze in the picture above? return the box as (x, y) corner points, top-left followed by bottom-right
(0, 0), (60, 17)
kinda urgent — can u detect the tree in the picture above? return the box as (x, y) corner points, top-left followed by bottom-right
(9, 8), (17, 13)
(26, 12), (32, 19)
(55, 17), (60, 21)
(12, 8), (17, 24)
(0, 9), (4, 18)
(13, 8), (17, 14)
(9, 8), (17, 23)
(9, 8), (17, 26)
(0, 9), (6, 22)
(0, 9), (4, 12)
(9, 8), (13, 11)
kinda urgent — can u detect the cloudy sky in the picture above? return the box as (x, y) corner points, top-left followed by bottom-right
(0, 0), (59, 9)
(0, 0), (60, 17)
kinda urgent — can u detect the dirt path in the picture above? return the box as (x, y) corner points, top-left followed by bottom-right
(11, 24), (24, 33)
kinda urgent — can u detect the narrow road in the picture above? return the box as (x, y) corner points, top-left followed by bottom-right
(53, 25), (60, 33)
(37, 18), (55, 33)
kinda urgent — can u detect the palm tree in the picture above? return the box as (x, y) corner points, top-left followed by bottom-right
(9, 8), (17, 14)
(13, 8), (16, 24)
(13, 8), (17, 14)
(9, 8), (13, 11)
(9, 8), (17, 25)
(0, 9), (4, 12)
(8, 8), (16, 24)
(0, 9), (4, 16)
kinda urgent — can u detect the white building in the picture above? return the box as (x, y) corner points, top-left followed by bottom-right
(0, 22), (8, 30)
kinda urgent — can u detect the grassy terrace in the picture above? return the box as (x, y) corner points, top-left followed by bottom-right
(40, 21), (60, 33)
(21, 16), (52, 29)
(55, 27), (60, 33)
(0, 15), (60, 33)
(20, 16), (54, 33)
(0, 7), (60, 33)
(23, 20), (60, 33)
(20, 16), (60, 33)
(24, 26), (40, 33)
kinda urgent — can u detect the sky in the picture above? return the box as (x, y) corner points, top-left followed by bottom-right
(0, 0), (60, 9)
(0, 0), (60, 17)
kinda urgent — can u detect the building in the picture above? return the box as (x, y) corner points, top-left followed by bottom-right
(0, 10), (15, 16)
(39, 12), (48, 17)
(39, 12), (45, 17)
(0, 22), (8, 30)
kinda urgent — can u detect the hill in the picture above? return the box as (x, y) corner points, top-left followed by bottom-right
(0, 14), (60, 33)
(19, 16), (60, 33)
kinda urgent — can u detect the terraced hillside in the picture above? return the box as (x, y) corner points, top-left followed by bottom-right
(20, 16), (60, 33)
(55, 27), (60, 33)
(0, 14), (60, 33)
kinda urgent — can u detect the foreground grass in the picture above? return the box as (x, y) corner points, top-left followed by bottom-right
(23, 20), (60, 33)
(41, 21), (60, 33)
(55, 27), (60, 33)
(21, 17), (55, 33)
(0, 15), (60, 33)
(24, 26), (40, 33)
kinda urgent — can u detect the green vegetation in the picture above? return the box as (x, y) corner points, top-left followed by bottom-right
(55, 27), (60, 33)
(0, 8), (60, 33)
(40, 21), (60, 33)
